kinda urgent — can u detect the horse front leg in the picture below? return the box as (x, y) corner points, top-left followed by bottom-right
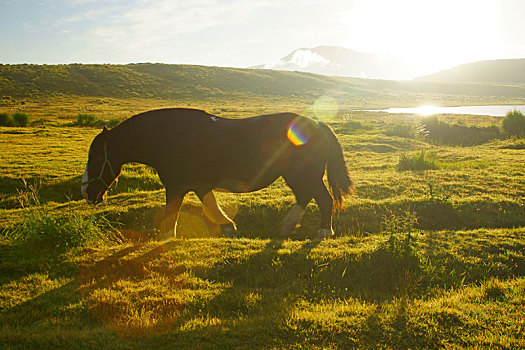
(280, 204), (306, 237)
(159, 190), (184, 240)
(199, 191), (237, 237)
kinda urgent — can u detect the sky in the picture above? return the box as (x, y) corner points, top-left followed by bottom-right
(1, 0), (524, 77)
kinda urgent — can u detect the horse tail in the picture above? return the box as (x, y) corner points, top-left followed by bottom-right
(319, 122), (355, 211)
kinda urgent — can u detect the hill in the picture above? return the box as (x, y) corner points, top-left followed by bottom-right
(2, 63), (525, 106)
(417, 59), (525, 83)
(0, 63), (339, 100)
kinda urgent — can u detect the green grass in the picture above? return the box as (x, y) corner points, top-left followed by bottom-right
(1, 97), (525, 348)
(1, 232), (524, 348)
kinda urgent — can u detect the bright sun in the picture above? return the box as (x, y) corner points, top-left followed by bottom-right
(342, 0), (501, 76)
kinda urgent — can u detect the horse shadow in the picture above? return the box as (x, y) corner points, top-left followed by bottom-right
(1, 234), (444, 347)
(75, 236), (430, 340)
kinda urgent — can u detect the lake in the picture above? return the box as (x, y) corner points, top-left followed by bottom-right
(362, 105), (525, 117)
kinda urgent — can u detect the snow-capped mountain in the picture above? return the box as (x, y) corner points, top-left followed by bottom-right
(252, 46), (419, 80)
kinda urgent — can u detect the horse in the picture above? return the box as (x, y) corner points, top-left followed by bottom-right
(81, 108), (354, 239)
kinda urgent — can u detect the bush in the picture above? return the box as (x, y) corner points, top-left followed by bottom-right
(502, 110), (525, 138)
(397, 151), (438, 171)
(385, 123), (415, 138)
(420, 116), (501, 145)
(75, 113), (99, 126)
(74, 113), (118, 128)
(0, 112), (14, 126)
(106, 118), (122, 128)
(12, 112), (30, 126)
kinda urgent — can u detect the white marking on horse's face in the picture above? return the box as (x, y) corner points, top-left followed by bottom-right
(81, 162), (89, 200)
(211, 116), (218, 121)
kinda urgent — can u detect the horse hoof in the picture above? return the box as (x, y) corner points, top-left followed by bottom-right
(158, 231), (176, 241)
(317, 228), (334, 239)
(222, 223), (237, 238)
(280, 230), (292, 238)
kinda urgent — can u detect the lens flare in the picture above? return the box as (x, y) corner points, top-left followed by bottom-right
(287, 119), (309, 146)
(312, 95), (338, 121)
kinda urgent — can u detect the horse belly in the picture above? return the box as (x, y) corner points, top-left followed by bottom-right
(215, 179), (253, 193)
(215, 174), (279, 193)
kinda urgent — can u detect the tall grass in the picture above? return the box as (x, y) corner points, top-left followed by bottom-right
(385, 123), (415, 138)
(16, 178), (41, 208)
(6, 206), (113, 247)
(73, 113), (122, 128)
(396, 151), (438, 171)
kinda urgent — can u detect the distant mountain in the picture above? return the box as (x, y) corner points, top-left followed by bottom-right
(416, 59), (525, 83)
(252, 46), (419, 80)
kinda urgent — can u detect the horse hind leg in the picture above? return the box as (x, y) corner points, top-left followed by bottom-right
(313, 181), (334, 239)
(199, 191), (237, 237)
(285, 172), (335, 239)
(281, 174), (313, 237)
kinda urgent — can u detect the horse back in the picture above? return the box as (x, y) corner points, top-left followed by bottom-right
(119, 108), (328, 192)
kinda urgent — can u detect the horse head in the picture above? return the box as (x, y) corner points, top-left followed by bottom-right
(81, 126), (121, 205)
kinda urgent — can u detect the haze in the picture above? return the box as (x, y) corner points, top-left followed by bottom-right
(1, 0), (524, 79)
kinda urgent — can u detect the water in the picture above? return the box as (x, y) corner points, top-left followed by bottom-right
(363, 105), (525, 117)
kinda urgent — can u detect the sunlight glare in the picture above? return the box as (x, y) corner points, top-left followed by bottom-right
(415, 105), (441, 116)
(340, 0), (501, 77)
(312, 96), (338, 121)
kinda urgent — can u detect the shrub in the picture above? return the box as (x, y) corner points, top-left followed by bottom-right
(381, 210), (419, 237)
(0, 112), (14, 126)
(12, 112), (30, 126)
(420, 116), (501, 145)
(385, 123), (415, 138)
(74, 113), (117, 128)
(372, 211), (427, 296)
(76, 113), (97, 126)
(396, 151), (438, 171)
(502, 110), (525, 138)
(106, 118), (122, 128)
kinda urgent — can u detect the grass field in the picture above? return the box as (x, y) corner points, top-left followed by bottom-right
(1, 97), (525, 349)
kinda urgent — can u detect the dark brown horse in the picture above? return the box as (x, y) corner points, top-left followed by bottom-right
(81, 108), (353, 239)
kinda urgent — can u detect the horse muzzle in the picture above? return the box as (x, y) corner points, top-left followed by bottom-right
(82, 189), (104, 205)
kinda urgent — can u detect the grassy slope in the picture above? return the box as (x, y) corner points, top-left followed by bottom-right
(2, 63), (525, 109)
(1, 104), (525, 348)
(417, 58), (525, 84)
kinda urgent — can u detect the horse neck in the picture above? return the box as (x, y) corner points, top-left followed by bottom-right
(108, 120), (150, 166)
